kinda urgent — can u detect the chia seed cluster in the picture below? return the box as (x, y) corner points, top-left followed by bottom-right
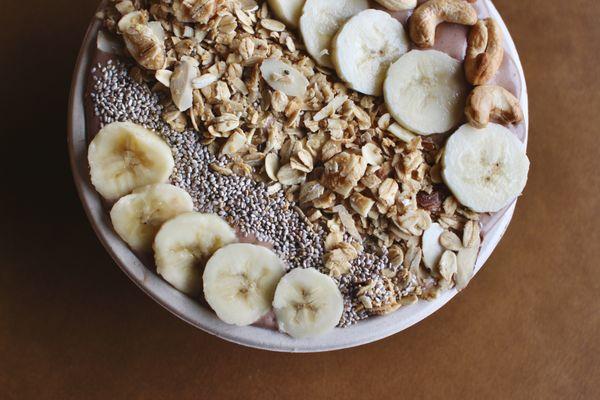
(90, 61), (400, 327)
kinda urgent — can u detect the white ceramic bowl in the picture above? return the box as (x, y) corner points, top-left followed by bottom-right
(68, 1), (528, 352)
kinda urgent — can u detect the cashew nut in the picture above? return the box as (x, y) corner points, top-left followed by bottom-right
(409, 0), (478, 48)
(374, 0), (417, 11)
(465, 85), (523, 128)
(465, 18), (504, 85)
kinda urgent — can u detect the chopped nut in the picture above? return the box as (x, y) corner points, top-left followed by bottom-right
(212, 113), (239, 134)
(333, 204), (361, 240)
(378, 178), (399, 206)
(209, 163), (233, 176)
(313, 95), (348, 121)
(155, 69), (173, 87)
(192, 73), (218, 89)
(270, 90), (289, 113)
(220, 131), (247, 156)
(349, 192), (375, 217)
(362, 143), (384, 166)
(277, 164), (305, 185)
(389, 245), (404, 267)
(387, 122), (416, 143)
(299, 181), (325, 204)
(322, 152), (367, 198)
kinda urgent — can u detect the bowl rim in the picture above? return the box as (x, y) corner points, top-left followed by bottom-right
(68, 0), (529, 353)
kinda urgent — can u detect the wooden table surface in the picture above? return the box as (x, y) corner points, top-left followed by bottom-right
(1, 1), (598, 399)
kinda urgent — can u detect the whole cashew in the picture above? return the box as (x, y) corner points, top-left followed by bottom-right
(409, 0), (478, 48)
(374, 0), (417, 11)
(465, 85), (523, 128)
(465, 18), (504, 85)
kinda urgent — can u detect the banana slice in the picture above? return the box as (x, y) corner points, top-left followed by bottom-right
(273, 268), (343, 338)
(153, 212), (237, 296)
(442, 123), (530, 213)
(331, 9), (409, 96)
(267, 0), (305, 28)
(88, 122), (174, 201)
(383, 50), (468, 135)
(203, 243), (286, 326)
(110, 184), (194, 252)
(299, 0), (369, 68)
(260, 58), (309, 97)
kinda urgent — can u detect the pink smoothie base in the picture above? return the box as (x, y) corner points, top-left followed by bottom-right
(68, 0), (529, 352)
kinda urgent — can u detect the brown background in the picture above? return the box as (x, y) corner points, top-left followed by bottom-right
(1, 0), (599, 399)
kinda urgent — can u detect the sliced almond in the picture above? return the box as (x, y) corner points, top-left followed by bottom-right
(440, 230), (463, 251)
(192, 73), (218, 89)
(455, 234), (481, 291)
(277, 163), (305, 185)
(438, 250), (458, 282)
(264, 152), (280, 181)
(260, 58), (309, 97)
(314, 95), (348, 121)
(299, 181), (325, 204)
(387, 122), (416, 143)
(155, 69), (173, 87)
(422, 222), (444, 270)
(462, 220), (481, 248)
(333, 204), (361, 241)
(349, 192), (375, 218)
(362, 143), (384, 166)
(378, 178), (398, 206)
(171, 56), (199, 111)
(220, 131), (247, 156)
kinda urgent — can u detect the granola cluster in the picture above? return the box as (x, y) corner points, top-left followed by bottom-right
(98, 0), (482, 317)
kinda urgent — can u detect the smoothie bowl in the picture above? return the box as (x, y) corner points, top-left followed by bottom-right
(68, 0), (529, 352)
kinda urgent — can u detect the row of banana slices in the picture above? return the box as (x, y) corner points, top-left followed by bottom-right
(268, 0), (529, 213)
(87, 121), (343, 338)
